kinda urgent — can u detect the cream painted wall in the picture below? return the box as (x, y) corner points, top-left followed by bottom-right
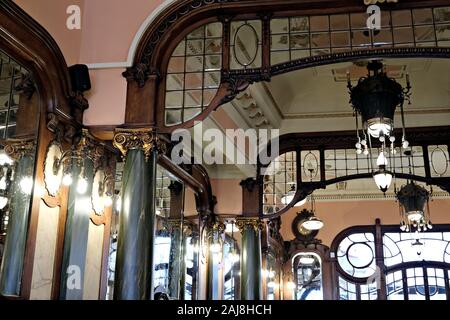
(281, 198), (450, 247)
(83, 222), (104, 300)
(30, 201), (60, 300)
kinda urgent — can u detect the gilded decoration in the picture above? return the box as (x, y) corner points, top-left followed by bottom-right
(113, 128), (167, 160)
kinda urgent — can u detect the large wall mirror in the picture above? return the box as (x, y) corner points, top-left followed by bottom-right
(0, 50), (40, 297)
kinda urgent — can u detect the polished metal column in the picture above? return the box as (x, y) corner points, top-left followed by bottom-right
(113, 128), (164, 300)
(59, 158), (94, 300)
(167, 220), (183, 299)
(0, 140), (35, 296)
(236, 218), (263, 300)
(206, 221), (225, 300)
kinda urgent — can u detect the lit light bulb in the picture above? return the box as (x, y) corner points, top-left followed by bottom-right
(115, 196), (122, 212)
(287, 281), (296, 290)
(229, 252), (240, 264)
(376, 152), (388, 167)
(373, 170), (392, 192)
(402, 139), (409, 149)
(62, 173), (73, 186)
(267, 281), (276, 288)
(103, 196), (113, 207)
(19, 176), (33, 195)
(0, 151), (13, 166)
(0, 196), (8, 209)
(77, 177), (88, 194)
(268, 270), (275, 279)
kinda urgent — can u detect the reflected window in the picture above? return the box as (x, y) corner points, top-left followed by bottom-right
(293, 253), (323, 300)
(333, 225), (450, 300)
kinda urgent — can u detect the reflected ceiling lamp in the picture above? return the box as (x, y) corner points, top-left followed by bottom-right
(396, 181), (432, 233)
(300, 194), (324, 232)
(281, 184), (307, 207)
(348, 61), (411, 193)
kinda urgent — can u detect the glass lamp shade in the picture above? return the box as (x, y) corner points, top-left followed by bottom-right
(301, 216), (324, 231)
(367, 118), (393, 138)
(0, 196), (8, 210)
(299, 256), (315, 265)
(407, 211), (424, 223)
(281, 191), (307, 207)
(373, 169), (392, 192)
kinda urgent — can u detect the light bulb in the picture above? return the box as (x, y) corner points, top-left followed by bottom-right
(19, 176), (33, 195)
(373, 170), (392, 192)
(287, 281), (296, 290)
(376, 152), (388, 167)
(402, 139), (409, 149)
(115, 196), (122, 212)
(268, 270), (275, 279)
(103, 196), (113, 207)
(77, 177), (88, 194)
(0, 151), (13, 166)
(267, 281), (276, 288)
(62, 173), (73, 186)
(0, 196), (8, 209)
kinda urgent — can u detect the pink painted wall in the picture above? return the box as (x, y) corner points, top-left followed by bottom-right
(281, 199), (450, 247)
(83, 69), (127, 125)
(211, 179), (242, 215)
(13, 0), (85, 66)
(80, 0), (165, 64)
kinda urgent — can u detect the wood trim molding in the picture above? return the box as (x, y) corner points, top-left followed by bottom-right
(122, 0), (450, 132)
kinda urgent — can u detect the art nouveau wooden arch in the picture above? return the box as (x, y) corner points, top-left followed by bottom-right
(124, 0), (450, 133)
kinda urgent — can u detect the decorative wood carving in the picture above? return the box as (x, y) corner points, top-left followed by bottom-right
(113, 128), (167, 160)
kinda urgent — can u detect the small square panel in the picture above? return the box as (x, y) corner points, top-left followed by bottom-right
(393, 27), (414, 43)
(184, 73), (203, 90)
(331, 31), (351, 47)
(413, 8), (433, 25)
(310, 15), (329, 32)
(290, 33), (310, 49)
(271, 18), (289, 34)
(311, 32), (330, 48)
(186, 40), (204, 55)
(330, 14), (350, 30)
(392, 10), (412, 27)
(290, 17), (309, 33)
(271, 34), (289, 50)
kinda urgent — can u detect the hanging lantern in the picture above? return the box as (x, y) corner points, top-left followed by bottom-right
(348, 60), (411, 193)
(396, 181), (432, 233)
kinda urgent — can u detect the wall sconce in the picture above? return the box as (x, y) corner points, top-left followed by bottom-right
(92, 169), (114, 216)
(44, 130), (105, 198)
(44, 140), (86, 196)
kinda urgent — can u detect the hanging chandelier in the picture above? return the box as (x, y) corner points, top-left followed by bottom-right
(348, 60), (411, 192)
(396, 181), (432, 233)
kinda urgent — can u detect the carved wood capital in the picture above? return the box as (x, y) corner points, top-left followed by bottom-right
(113, 128), (167, 160)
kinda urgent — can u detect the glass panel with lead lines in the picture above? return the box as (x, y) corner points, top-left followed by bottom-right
(269, 7), (450, 66)
(165, 22), (222, 126)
